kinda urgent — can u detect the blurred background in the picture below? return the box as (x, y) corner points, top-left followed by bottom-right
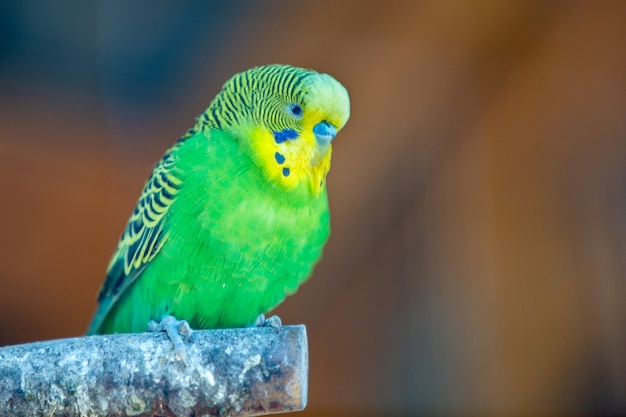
(1, 1), (625, 416)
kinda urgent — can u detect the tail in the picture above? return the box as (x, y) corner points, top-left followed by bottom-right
(85, 297), (114, 335)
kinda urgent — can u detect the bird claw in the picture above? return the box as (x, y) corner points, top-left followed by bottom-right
(148, 315), (193, 363)
(255, 313), (282, 330)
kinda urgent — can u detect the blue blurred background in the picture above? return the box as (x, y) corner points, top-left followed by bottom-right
(1, 1), (626, 416)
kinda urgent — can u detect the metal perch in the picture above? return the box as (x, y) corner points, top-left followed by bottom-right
(0, 325), (308, 416)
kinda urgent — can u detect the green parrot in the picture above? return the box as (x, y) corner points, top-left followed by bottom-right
(87, 64), (350, 337)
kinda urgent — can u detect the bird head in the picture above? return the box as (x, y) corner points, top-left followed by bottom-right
(201, 64), (350, 196)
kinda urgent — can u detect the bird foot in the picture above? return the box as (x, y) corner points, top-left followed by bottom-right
(148, 315), (193, 363)
(255, 313), (282, 330)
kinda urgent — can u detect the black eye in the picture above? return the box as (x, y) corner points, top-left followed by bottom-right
(286, 103), (303, 119)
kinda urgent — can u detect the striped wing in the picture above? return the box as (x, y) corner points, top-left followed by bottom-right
(88, 146), (183, 334)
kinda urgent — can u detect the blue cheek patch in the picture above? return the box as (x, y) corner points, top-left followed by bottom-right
(282, 167), (291, 177)
(274, 129), (298, 144)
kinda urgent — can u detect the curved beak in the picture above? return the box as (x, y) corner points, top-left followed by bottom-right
(312, 121), (337, 165)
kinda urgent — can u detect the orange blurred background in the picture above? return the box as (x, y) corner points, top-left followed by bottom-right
(1, 1), (626, 416)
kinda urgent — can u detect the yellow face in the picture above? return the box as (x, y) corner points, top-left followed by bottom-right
(245, 71), (351, 196)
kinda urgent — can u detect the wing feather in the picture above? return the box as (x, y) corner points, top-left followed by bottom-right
(87, 145), (183, 334)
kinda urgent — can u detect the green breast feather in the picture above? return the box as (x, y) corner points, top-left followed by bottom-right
(88, 64), (350, 335)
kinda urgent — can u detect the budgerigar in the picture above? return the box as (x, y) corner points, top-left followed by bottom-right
(87, 64), (350, 337)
